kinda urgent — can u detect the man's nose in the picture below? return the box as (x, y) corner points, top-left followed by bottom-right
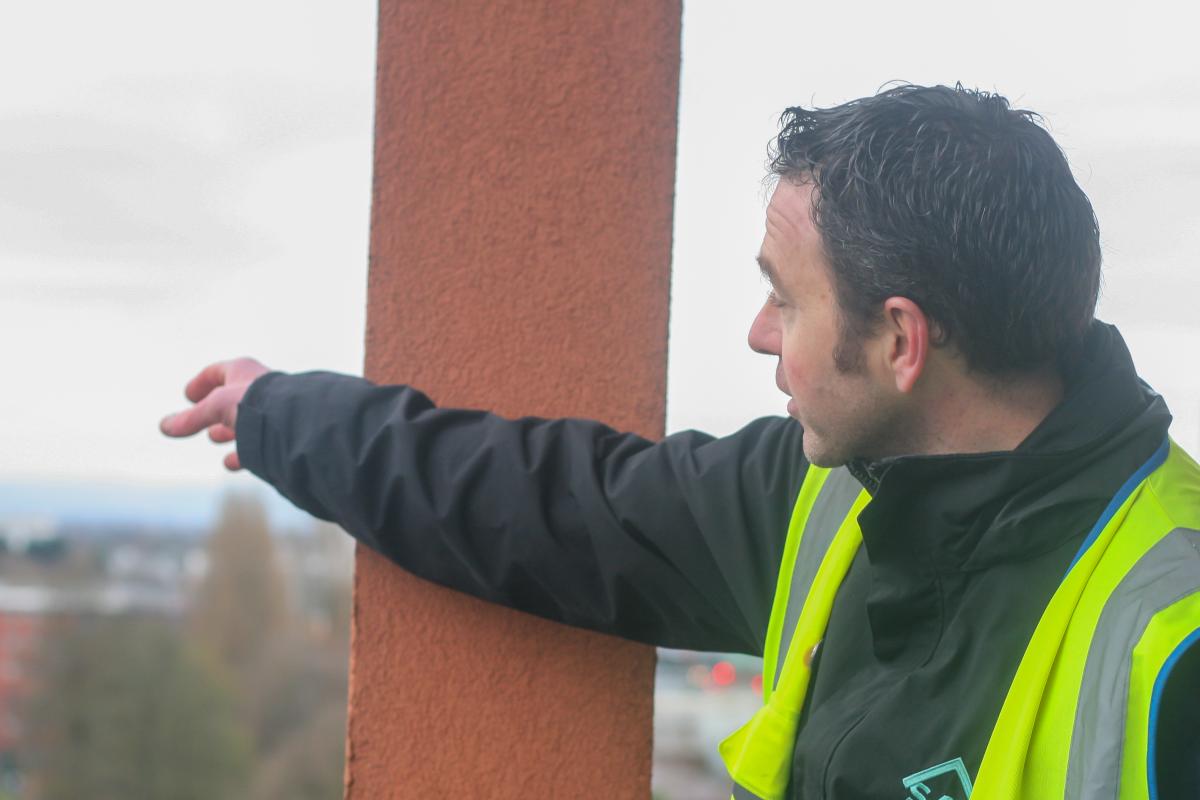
(747, 302), (780, 356)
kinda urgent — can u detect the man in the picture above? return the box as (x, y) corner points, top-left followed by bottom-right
(161, 85), (1199, 798)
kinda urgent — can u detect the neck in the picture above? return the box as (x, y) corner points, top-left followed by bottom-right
(907, 364), (1065, 457)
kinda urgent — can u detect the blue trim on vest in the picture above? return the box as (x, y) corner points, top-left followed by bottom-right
(1065, 437), (1170, 575)
(1148, 627), (1200, 800)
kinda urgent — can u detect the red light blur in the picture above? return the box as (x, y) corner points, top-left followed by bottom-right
(711, 660), (736, 687)
(750, 674), (763, 694)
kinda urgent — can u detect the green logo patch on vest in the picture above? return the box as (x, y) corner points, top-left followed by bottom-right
(901, 757), (973, 799)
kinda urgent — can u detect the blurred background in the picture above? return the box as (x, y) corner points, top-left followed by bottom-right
(2, 1), (1199, 798)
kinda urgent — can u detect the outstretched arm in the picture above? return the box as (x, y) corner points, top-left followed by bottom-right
(161, 360), (808, 654)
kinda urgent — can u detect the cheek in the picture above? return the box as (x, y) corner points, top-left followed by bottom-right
(778, 310), (840, 388)
(779, 331), (822, 390)
(779, 354), (817, 404)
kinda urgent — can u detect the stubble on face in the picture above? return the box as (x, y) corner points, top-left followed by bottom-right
(832, 315), (868, 376)
(806, 321), (920, 467)
(800, 382), (906, 467)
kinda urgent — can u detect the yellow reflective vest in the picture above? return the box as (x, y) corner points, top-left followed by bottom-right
(720, 437), (1200, 800)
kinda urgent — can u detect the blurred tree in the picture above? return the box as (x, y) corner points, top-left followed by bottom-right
(309, 521), (354, 646)
(188, 494), (351, 797)
(190, 491), (289, 675)
(238, 526), (351, 800)
(21, 616), (251, 800)
(251, 702), (347, 800)
(243, 631), (348, 758)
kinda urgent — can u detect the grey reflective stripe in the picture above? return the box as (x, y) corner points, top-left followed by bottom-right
(774, 467), (864, 689)
(731, 782), (765, 800)
(1065, 527), (1200, 800)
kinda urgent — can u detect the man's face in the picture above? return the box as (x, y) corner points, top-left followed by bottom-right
(747, 180), (901, 466)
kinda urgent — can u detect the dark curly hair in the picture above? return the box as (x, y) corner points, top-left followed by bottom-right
(769, 83), (1101, 376)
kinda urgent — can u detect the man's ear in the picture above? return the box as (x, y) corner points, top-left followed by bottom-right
(880, 296), (929, 394)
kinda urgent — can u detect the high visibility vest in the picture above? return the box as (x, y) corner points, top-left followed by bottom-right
(719, 437), (1200, 800)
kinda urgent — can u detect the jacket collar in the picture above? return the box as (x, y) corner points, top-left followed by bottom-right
(848, 321), (1172, 574)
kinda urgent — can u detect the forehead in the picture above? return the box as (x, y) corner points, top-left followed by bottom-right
(765, 179), (819, 244)
(760, 180), (827, 287)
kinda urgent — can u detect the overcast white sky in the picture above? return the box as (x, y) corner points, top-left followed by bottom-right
(3, 1), (1200, 491)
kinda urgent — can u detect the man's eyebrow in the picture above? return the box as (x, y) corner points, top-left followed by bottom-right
(756, 254), (780, 287)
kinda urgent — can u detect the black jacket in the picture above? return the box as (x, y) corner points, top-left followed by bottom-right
(235, 323), (1197, 798)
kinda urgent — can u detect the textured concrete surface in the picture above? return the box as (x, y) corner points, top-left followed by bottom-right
(350, 2), (681, 797)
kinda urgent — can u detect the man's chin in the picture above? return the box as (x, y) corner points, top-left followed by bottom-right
(800, 434), (851, 469)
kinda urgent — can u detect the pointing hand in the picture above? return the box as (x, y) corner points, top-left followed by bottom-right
(160, 357), (272, 471)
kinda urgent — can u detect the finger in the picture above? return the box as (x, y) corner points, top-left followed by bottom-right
(161, 386), (234, 438)
(184, 362), (230, 404)
(207, 423), (235, 444)
(224, 451), (241, 471)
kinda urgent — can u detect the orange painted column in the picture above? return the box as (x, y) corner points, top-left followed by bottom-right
(349, 2), (681, 798)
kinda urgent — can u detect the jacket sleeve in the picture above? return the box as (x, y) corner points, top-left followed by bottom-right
(235, 370), (808, 654)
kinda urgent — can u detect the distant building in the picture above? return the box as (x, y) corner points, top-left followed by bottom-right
(0, 515), (59, 555)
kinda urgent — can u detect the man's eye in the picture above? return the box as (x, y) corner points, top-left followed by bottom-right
(767, 290), (786, 308)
